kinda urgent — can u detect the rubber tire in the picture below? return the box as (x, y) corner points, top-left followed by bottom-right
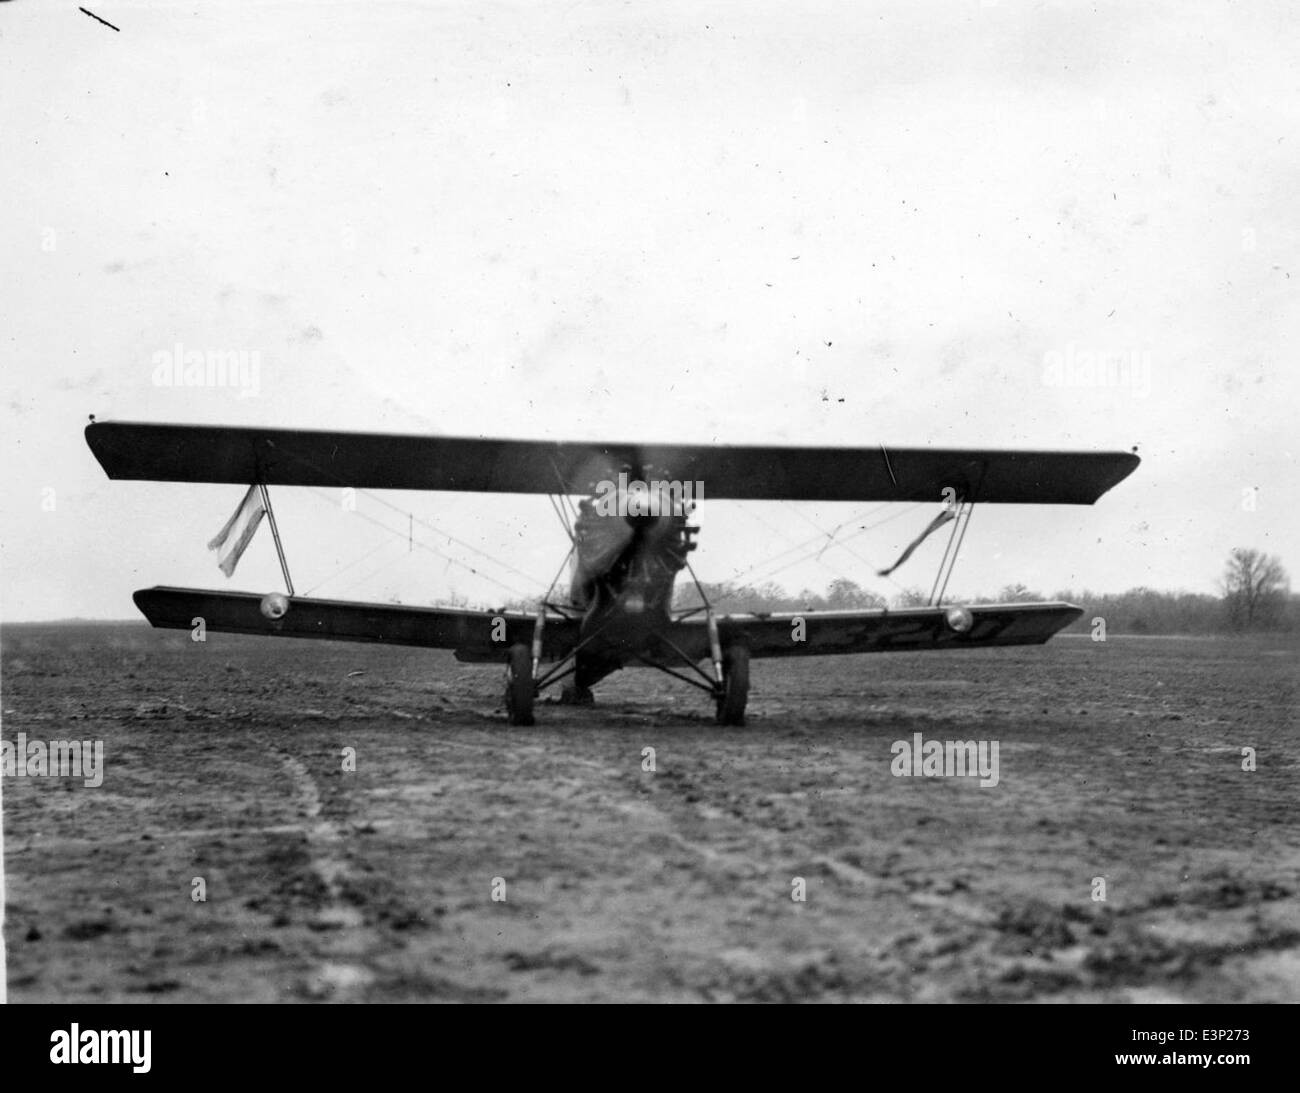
(715, 644), (749, 726)
(505, 643), (535, 726)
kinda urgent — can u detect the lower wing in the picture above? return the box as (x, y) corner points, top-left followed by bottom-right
(131, 587), (580, 663)
(667, 602), (1083, 659)
(133, 587), (1080, 663)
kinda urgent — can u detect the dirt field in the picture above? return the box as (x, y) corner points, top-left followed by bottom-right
(2, 623), (1297, 1003)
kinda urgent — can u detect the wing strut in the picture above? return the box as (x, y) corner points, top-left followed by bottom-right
(259, 483), (295, 596)
(928, 501), (974, 606)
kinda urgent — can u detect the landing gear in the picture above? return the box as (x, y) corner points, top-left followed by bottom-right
(504, 643), (535, 726)
(559, 684), (595, 705)
(715, 644), (749, 726)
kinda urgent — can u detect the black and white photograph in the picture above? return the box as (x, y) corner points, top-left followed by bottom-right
(1, 0), (1296, 1024)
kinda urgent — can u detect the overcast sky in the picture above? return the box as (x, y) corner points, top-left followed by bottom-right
(2, 0), (1296, 621)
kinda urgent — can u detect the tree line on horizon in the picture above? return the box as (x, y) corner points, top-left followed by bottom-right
(485, 549), (1291, 636)
(662, 548), (1293, 636)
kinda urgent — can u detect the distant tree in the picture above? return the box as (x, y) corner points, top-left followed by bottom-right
(999, 583), (1041, 602)
(1221, 549), (1290, 631)
(1058, 587), (1233, 635)
(892, 587), (930, 608)
(825, 578), (886, 609)
(795, 587), (826, 611)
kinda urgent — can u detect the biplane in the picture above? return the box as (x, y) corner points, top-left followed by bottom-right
(85, 422), (1139, 726)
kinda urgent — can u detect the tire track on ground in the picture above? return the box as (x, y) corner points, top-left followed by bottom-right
(276, 749), (379, 1000)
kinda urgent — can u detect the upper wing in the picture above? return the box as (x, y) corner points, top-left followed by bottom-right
(86, 421), (1139, 504)
(663, 602), (1083, 659)
(132, 587), (579, 663)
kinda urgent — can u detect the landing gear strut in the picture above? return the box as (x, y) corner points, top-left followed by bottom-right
(504, 643), (535, 726)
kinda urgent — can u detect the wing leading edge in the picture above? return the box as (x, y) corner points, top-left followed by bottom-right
(87, 422), (1139, 504)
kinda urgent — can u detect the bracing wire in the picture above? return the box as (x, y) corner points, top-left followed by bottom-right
(302, 537), (396, 597)
(305, 487), (538, 603)
(351, 486), (546, 590)
(274, 444), (549, 593)
(720, 502), (925, 589)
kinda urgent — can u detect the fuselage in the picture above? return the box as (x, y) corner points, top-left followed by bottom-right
(566, 477), (699, 680)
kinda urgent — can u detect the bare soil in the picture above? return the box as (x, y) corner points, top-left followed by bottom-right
(3, 624), (1297, 1002)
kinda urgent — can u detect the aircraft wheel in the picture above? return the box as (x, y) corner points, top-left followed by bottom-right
(715, 644), (749, 726)
(504, 643), (535, 726)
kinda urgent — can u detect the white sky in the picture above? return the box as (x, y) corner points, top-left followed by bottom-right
(1, 0), (1296, 620)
